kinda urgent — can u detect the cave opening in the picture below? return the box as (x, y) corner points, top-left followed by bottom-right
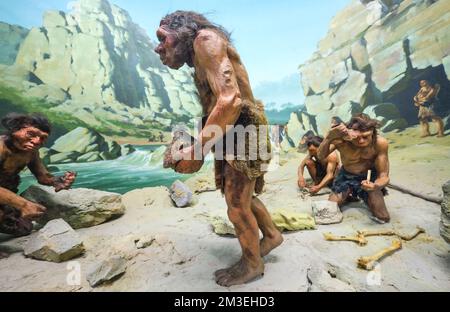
(383, 64), (450, 125)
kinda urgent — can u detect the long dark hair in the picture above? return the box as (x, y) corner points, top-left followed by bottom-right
(346, 113), (380, 140)
(159, 11), (231, 65)
(1, 113), (51, 135)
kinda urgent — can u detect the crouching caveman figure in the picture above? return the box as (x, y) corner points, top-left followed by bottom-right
(318, 114), (391, 223)
(298, 135), (340, 195)
(155, 11), (283, 286)
(0, 113), (76, 258)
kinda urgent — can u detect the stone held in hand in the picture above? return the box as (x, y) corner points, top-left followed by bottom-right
(312, 200), (343, 225)
(21, 185), (125, 229)
(86, 256), (127, 287)
(24, 219), (85, 263)
(169, 180), (194, 208)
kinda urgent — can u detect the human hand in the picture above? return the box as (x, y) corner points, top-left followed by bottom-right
(54, 171), (77, 192)
(327, 124), (348, 140)
(298, 177), (306, 188)
(21, 201), (47, 220)
(361, 180), (378, 192)
(309, 185), (321, 194)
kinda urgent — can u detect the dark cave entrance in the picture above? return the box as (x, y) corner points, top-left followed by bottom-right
(383, 64), (450, 125)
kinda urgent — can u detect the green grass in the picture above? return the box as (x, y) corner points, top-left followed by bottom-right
(0, 83), (181, 141)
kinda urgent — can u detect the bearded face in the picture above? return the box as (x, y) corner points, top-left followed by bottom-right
(154, 26), (189, 69)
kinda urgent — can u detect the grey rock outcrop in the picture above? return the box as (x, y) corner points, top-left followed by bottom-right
(312, 201), (343, 225)
(295, 0), (450, 135)
(22, 185), (125, 229)
(0, 22), (28, 65)
(24, 219), (85, 263)
(0, 0), (201, 137)
(47, 127), (133, 164)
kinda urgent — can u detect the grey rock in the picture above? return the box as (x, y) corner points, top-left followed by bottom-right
(381, 118), (408, 132)
(170, 180), (193, 208)
(51, 127), (107, 154)
(120, 144), (136, 156)
(24, 219), (85, 263)
(49, 151), (80, 164)
(87, 256), (127, 287)
(0, 22), (29, 65)
(312, 200), (343, 225)
(76, 151), (102, 163)
(21, 185), (125, 229)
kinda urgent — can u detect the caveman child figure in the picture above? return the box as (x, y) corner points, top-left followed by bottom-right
(318, 114), (391, 224)
(155, 11), (283, 287)
(413, 80), (444, 138)
(0, 113), (76, 258)
(298, 136), (340, 195)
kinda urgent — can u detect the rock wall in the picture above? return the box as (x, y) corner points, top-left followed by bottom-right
(293, 0), (450, 137)
(0, 0), (201, 136)
(0, 22), (28, 65)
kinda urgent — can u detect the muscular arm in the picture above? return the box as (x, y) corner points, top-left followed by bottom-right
(374, 137), (390, 189)
(28, 152), (55, 186)
(318, 139), (341, 162)
(316, 153), (338, 190)
(298, 156), (309, 180)
(194, 30), (242, 154)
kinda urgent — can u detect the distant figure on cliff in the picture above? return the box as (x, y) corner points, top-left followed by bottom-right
(0, 113), (76, 258)
(413, 80), (444, 138)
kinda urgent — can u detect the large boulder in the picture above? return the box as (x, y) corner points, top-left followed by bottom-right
(51, 127), (108, 154)
(21, 185), (125, 229)
(24, 219), (85, 263)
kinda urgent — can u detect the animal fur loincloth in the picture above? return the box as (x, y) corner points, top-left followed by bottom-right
(331, 167), (388, 204)
(210, 99), (272, 195)
(0, 174), (32, 237)
(418, 102), (437, 120)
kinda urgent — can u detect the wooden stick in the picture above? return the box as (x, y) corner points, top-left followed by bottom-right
(387, 183), (443, 204)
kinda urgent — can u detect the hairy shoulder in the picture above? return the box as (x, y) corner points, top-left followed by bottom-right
(194, 29), (227, 56)
(375, 136), (389, 153)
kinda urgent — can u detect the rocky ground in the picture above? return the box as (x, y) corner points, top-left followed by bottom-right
(0, 125), (449, 292)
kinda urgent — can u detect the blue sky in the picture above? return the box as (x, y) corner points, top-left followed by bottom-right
(0, 0), (349, 92)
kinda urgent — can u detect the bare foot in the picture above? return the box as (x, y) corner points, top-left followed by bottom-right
(420, 134), (431, 138)
(437, 134), (445, 138)
(260, 232), (283, 257)
(215, 258), (264, 287)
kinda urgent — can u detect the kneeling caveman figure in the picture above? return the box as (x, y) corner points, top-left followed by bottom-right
(155, 11), (283, 286)
(0, 113), (76, 257)
(318, 114), (391, 223)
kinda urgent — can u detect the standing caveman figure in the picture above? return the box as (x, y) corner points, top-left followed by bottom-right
(318, 114), (391, 223)
(0, 113), (76, 258)
(155, 11), (283, 286)
(413, 80), (444, 138)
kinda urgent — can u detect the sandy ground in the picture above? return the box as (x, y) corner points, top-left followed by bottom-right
(0, 125), (449, 292)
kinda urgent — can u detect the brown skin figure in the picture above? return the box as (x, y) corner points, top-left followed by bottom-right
(318, 114), (390, 223)
(413, 80), (444, 138)
(155, 11), (283, 287)
(298, 136), (340, 194)
(0, 113), (76, 258)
